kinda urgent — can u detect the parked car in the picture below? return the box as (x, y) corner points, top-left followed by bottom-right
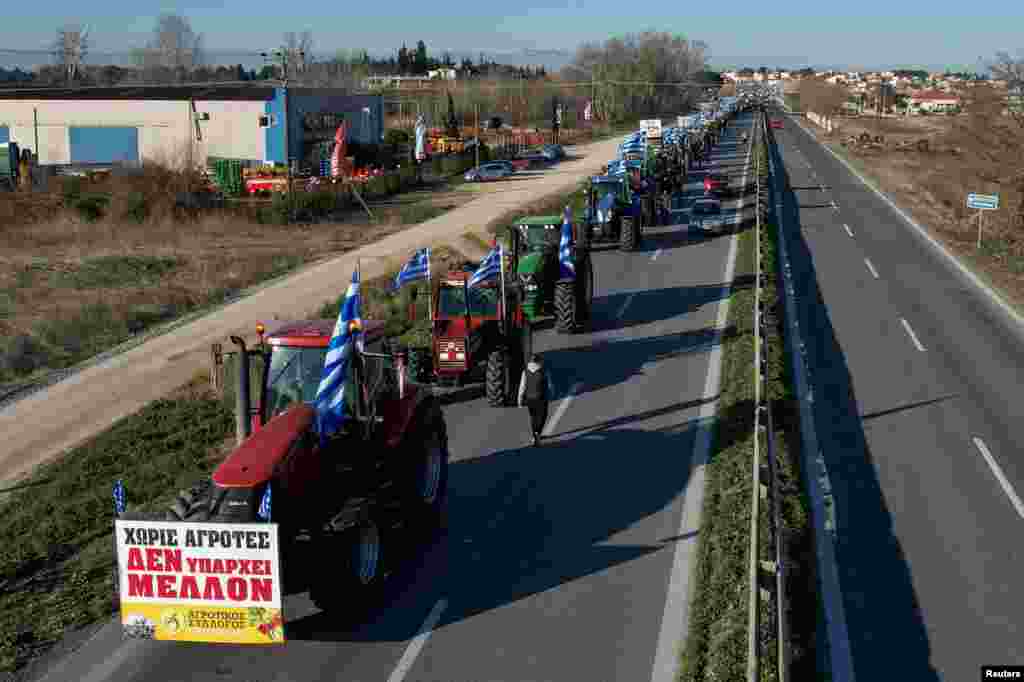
(770, 119), (784, 129)
(464, 162), (514, 182)
(487, 160), (516, 175)
(690, 198), (723, 233)
(703, 171), (730, 197)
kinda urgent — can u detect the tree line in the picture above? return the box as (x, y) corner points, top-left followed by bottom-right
(0, 15), (551, 89)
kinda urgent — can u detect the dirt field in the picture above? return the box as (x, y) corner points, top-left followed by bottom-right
(0, 177), (483, 392)
(801, 114), (1024, 313)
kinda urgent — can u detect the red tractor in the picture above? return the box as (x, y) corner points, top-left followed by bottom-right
(158, 318), (450, 614)
(430, 268), (533, 407)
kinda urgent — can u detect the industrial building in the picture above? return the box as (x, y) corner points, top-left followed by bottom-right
(0, 85), (383, 171)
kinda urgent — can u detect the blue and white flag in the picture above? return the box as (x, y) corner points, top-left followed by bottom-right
(315, 268), (361, 445)
(393, 247), (430, 290)
(559, 205), (575, 279)
(469, 244), (502, 288)
(257, 483), (272, 521)
(113, 479), (126, 515)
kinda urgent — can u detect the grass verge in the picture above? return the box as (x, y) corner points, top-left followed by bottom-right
(0, 378), (233, 673)
(679, 139), (816, 680)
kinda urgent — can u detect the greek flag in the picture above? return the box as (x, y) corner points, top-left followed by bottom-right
(257, 484), (272, 521)
(469, 244), (502, 288)
(113, 479), (126, 515)
(394, 247), (430, 290)
(315, 268), (361, 445)
(559, 205), (575, 279)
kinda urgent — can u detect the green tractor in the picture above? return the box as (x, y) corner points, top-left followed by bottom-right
(507, 215), (594, 333)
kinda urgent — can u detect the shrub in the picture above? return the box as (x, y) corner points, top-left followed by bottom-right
(385, 129), (410, 146)
(0, 334), (50, 376)
(123, 191), (148, 223)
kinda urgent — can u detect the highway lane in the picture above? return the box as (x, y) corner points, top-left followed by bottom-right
(32, 116), (754, 682)
(768, 111), (1024, 680)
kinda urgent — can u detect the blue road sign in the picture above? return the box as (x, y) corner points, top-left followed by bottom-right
(967, 193), (999, 210)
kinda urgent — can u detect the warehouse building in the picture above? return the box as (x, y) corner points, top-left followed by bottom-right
(0, 85), (383, 170)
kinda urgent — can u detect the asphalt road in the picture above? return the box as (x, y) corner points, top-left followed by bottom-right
(32, 116), (756, 682)
(768, 110), (1024, 680)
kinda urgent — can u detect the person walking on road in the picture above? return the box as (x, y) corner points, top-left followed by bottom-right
(518, 354), (552, 447)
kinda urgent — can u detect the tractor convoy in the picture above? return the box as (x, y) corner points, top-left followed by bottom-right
(112, 100), (750, 644)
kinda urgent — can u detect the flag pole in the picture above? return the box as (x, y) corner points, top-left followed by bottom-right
(499, 241), (507, 337)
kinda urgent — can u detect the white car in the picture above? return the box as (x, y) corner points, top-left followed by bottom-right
(464, 162), (513, 182)
(690, 198), (724, 233)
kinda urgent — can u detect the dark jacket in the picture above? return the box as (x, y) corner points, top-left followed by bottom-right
(518, 361), (553, 405)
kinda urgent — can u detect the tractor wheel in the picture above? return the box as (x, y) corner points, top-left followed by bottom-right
(554, 280), (577, 333)
(620, 216), (638, 251)
(309, 515), (391, 617)
(404, 410), (450, 537)
(485, 348), (511, 406)
(166, 480), (214, 522)
(578, 257), (594, 322)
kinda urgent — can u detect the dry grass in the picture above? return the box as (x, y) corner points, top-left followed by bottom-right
(0, 163), (479, 388)
(805, 114), (1024, 311)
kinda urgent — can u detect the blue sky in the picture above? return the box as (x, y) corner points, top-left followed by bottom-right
(2, 0), (1023, 71)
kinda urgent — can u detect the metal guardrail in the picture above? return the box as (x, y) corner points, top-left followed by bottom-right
(747, 111), (790, 682)
(761, 108), (857, 681)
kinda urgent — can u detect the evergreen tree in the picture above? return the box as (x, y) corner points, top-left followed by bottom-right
(414, 40), (428, 75)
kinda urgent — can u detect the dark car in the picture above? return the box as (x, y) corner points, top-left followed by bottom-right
(689, 198), (723, 233)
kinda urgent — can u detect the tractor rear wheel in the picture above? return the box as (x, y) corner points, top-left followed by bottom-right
(485, 348), (511, 406)
(554, 280), (577, 333)
(620, 216), (638, 251)
(578, 258), (594, 322)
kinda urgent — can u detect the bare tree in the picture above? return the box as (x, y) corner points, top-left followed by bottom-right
(991, 50), (1024, 128)
(132, 14), (204, 82)
(562, 31), (710, 122)
(53, 24), (89, 82)
(799, 78), (848, 119)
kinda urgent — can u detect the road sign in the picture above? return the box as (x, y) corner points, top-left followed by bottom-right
(967, 193), (999, 210)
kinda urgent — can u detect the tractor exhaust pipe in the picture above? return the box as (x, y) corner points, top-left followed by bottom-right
(230, 335), (251, 445)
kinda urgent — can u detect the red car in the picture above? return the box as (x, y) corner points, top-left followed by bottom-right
(703, 172), (729, 196)
(770, 119), (784, 129)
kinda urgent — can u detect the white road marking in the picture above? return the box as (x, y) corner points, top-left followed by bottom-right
(542, 381), (583, 437)
(386, 599), (448, 682)
(843, 223), (853, 237)
(651, 124), (749, 682)
(652, 248), (663, 261)
(864, 258), (879, 279)
(792, 115), (1024, 336)
(900, 318), (926, 352)
(616, 293), (636, 319)
(973, 437), (1024, 520)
